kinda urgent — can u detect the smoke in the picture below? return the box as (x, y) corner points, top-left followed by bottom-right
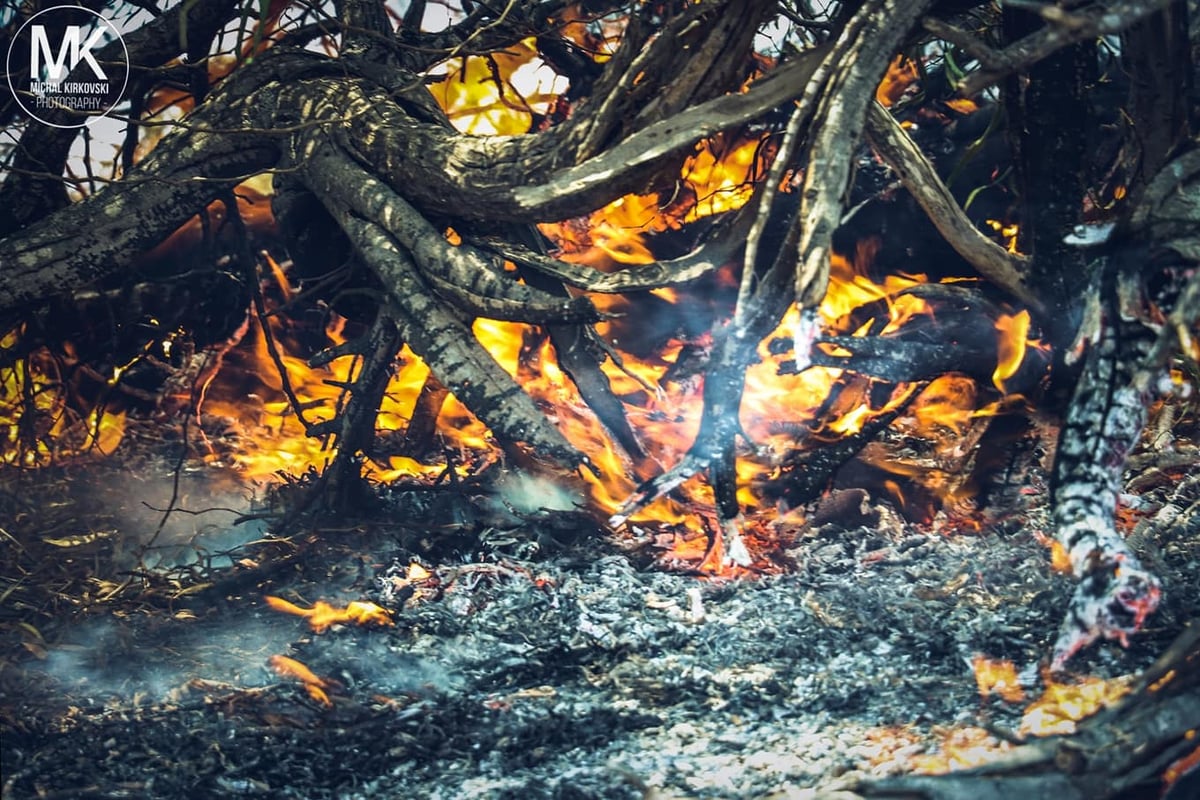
(70, 464), (269, 572)
(38, 614), (297, 705)
(492, 471), (582, 515)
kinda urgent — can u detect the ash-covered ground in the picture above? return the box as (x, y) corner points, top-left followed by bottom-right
(1, 438), (1197, 799)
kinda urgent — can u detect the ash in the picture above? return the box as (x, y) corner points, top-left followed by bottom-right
(1, 460), (1197, 800)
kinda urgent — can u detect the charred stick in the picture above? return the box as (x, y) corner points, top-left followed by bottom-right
(321, 309), (402, 504)
(807, 336), (972, 383)
(516, 261), (647, 461)
(755, 389), (921, 508)
(418, 262), (600, 324)
(863, 101), (1039, 311)
(399, 373), (450, 457)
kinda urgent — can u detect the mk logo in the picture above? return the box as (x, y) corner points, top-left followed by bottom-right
(30, 24), (107, 81)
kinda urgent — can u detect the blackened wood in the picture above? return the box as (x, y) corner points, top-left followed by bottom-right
(516, 259), (646, 462)
(398, 373), (450, 458)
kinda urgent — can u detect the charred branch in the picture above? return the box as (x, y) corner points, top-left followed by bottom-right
(791, 0), (936, 314)
(474, 203), (753, 294)
(309, 151), (586, 470)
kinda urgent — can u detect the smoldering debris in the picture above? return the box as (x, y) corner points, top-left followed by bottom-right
(3, 495), (1196, 800)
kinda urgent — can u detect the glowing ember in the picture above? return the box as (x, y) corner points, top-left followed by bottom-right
(1164, 737), (1200, 793)
(1018, 674), (1131, 737)
(1033, 530), (1073, 574)
(911, 726), (1011, 773)
(985, 219), (1022, 255)
(265, 596), (393, 633)
(971, 655), (1026, 704)
(267, 654), (336, 707)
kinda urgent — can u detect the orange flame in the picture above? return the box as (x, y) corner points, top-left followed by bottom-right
(911, 726), (1012, 773)
(1, 327), (127, 467)
(268, 654), (335, 707)
(1019, 673), (1131, 737)
(876, 56), (920, 108)
(1164, 737), (1200, 792)
(4, 34), (1056, 582)
(265, 596), (393, 633)
(993, 310), (1032, 393)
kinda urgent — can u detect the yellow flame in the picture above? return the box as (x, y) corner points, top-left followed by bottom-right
(265, 596), (393, 633)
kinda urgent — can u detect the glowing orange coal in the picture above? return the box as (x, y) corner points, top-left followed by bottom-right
(265, 596), (393, 633)
(1019, 673), (1131, 737)
(971, 655), (1025, 704)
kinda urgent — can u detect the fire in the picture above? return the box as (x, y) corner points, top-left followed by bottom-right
(1, 28), (1053, 578)
(985, 219), (1022, 255)
(1, 326), (127, 467)
(993, 310), (1033, 393)
(267, 654), (335, 707)
(432, 37), (567, 135)
(971, 655), (1025, 704)
(877, 55), (920, 108)
(911, 726), (1012, 773)
(265, 596), (393, 633)
(969, 655), (1131, 737)
(1019, 673), (1131, 737)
